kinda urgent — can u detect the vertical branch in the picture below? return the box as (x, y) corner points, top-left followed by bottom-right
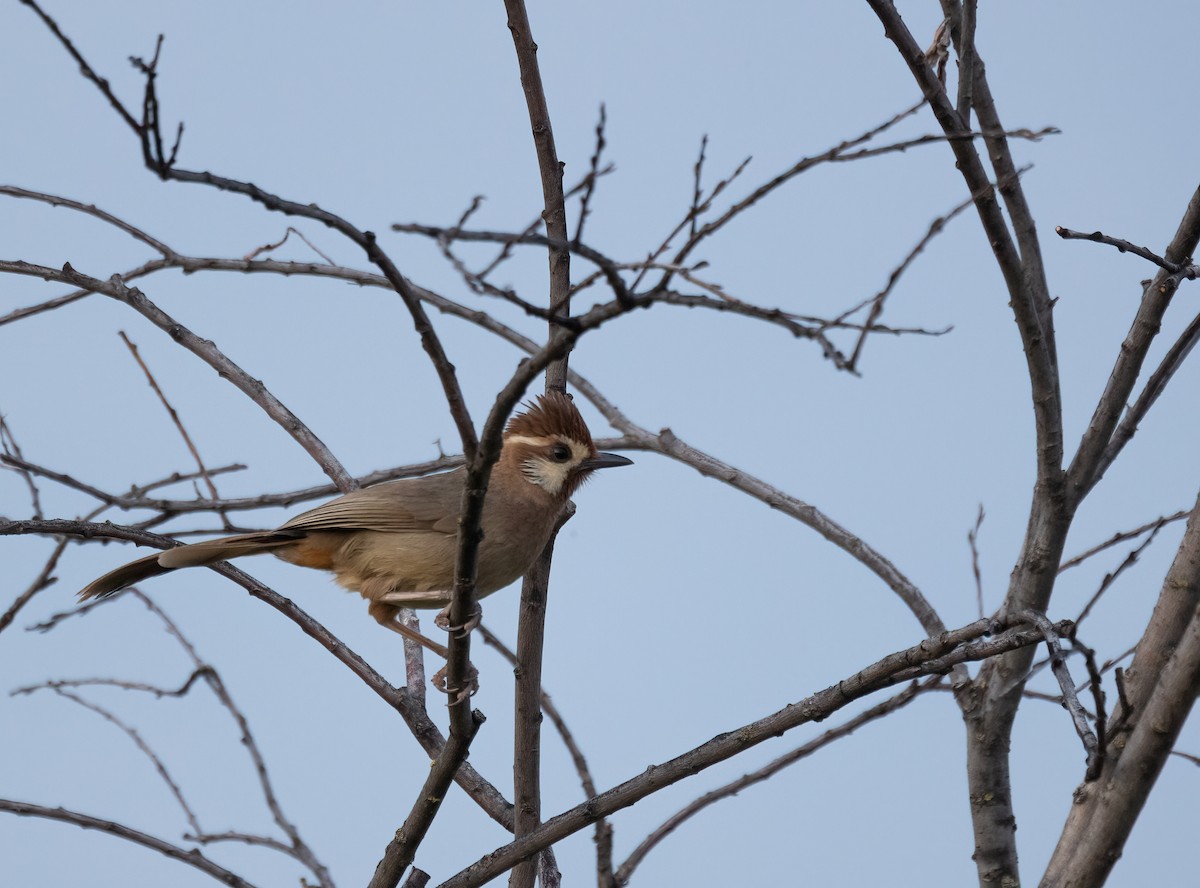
(504, 0), (573, 390)
(1042, 490), (1200, 886)
(955, 0), (977, 125)
(503, 2), (574, 884)
(866, 5), (1069, 886)
(367, 712), (485, 888)
(511, 521), (566, 888)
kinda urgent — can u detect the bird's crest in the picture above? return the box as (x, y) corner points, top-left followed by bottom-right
(505, 391), (594, 446)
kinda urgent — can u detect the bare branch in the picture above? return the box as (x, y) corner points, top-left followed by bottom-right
(243, 226), (336, 265)
(0, 415), (44, 518)
(1075, 525), (1165, 628)
(11, 4), (477, 458)
(573, 104), (607, 246)
(841, 191), (976, 371)
(1094, 307), (1200, 483)
(0, 516), (521, 834)
(1015, 610), (1102, 780)
(478, 621), (613, 885)
(0, 184), (176, 256)
(1169, 750), (1200, 768)
(615, 677), (942, 885)
(660, 97), (926, 279)
(1044, 490), (1200, 886)
(403, 869), (432, 888)
(368, 712), (485, 888)
(0, 257), (171, 327)
(1, 452), (456, 518)
(968, 505), (986, 619)
(0, 539), (66, 636)
(118, 331), (223, 506)
(0, 260), (354, 491)
(1060, 509), (1190, 572)
(0, 798), (258, 888)
(1055, 225), (1198, 277)
(437, 617), (1060, 888)
(32, 686), (203, 835)
(1066, 184), (1200, 501)
(956, 0), (977, 124)
(612, 421), (949, 642)
(15, 1), (142, 132)
(868, 1), (1062, 492)
(132, 592), (334, 887)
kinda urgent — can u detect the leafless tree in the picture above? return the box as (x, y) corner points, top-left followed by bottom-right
(3, 2), (1198, 887)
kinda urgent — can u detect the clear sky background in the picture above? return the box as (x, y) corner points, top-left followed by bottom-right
(2, 2), (1198, 886)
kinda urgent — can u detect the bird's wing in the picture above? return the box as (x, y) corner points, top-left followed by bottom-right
(279, 470), (463, 535)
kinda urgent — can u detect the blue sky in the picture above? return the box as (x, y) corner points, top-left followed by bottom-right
(2, 2), (1199, 886)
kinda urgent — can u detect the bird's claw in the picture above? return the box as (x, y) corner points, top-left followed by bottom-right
(435, 602), (483, 639)
(432, 662), (480, 705)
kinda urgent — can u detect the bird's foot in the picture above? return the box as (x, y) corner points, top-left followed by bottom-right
(435, 602), (483, 639)
(432, 661), (480, 705)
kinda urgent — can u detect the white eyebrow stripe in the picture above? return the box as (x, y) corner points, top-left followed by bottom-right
(503, 435), (553, 447)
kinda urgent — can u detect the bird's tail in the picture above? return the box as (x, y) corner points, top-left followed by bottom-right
(78, 531), (303, 601)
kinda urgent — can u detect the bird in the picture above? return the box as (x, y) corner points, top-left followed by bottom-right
(79, 391), (632, 662)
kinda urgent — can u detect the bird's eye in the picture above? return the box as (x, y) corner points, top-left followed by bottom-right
(551, 443), (571, 462)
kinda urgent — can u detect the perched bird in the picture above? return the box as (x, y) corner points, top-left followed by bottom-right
(80, 391), (631, 657)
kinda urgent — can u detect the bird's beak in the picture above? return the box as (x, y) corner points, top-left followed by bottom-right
(582, 452), (633, 470)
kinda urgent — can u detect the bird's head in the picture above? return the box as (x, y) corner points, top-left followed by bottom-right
(501, 391), (632, 500)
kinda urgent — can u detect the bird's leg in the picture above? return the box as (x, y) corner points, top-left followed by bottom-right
(431, 603), (483, 701)
(434, 601), (483, 638)
(368, 601), (449, 657)
(368, 601), (478, 702)
(431, 661), (480, 705)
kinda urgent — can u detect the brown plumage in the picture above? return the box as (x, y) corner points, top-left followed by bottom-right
(79, 392), (631, 652)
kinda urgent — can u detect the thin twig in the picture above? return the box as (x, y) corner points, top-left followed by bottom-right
(0, 260), (355, 492)
(7, 240), (956, 668)
(477, 624), (599, 799)
(243, 226), (336, 265)
(1075, 526), (1164, 627)
(841, 192), (976, 370)
(1, 452), (453, 517)
(1055, 225), (1197, 276)
(0, 539), (66, 636)
(968, 504), (986, 619)
(15, 1), (478, 460)
(133, 591), (334, 887)
(33, 687), (203, 835)
(0, 798), (258, 888)
(1065, 185), (1200, 503)
(573, 104), (607, 246)
(1060, 510), (1190, 572)
(627, 144), (750, 293)
(118, 331), (222, 504)
(0, 415), (44, 518)
(1095, 308), (1200, 483)
(1070, 634), (1107, 756)
(1016, 609), (1102, 780)
(0, 185), (176, 257)
(615, 677), (942, 885)
(660, 97), (928, 282)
